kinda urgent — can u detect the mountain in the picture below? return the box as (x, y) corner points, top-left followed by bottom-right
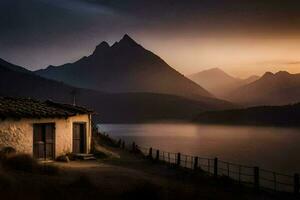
(227, 71), (300, 106)
(189, 68), (259, 98)
(194, 103), (300, 126)
(0, 59), (75, 102)
(35, 34), (213, 100)
(0, 58), (234, 123)
(243, 75), (260, 85)
(0, 58), (31, 74)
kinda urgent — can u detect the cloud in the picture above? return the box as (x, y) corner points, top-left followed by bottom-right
(39, 0), (115, 15)
(81, 0), (300, 35)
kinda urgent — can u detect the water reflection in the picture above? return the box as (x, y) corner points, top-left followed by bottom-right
(99, 123), (300, 174)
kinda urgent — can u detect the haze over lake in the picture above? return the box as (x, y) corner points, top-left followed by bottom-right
(100, 123), (300, 174)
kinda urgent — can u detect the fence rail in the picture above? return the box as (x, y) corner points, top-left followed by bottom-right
(121, 140), (299, 194)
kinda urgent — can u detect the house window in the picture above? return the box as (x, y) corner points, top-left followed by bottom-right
(33, 123), (55, 160)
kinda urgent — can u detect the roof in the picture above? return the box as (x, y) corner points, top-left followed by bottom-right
(0, 97), (93, 119)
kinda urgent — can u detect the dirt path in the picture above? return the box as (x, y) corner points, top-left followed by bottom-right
(52, 147), (293, 200)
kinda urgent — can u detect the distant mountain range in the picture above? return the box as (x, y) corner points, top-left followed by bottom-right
(227, 71), (300, 106)
(189, 68), (259, 98)
(194, 103), (300, 126)
(4, 33), (300, 123)
(36, 34), (213, 101)
(189, 68), (300, 106)
(0, 58), (234, 123)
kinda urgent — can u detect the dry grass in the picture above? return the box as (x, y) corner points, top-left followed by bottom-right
(93, 132), (120, 147)
(0, 142), (296, 200)
(0, 154), (60, 175)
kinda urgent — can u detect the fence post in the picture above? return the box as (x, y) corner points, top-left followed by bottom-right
(254, 167), (260, 190)
(155, 150), (160, 161)
(294, 173), (299, 195)
(149, 147), (153, 159)
(177, 153), (181, 166)
(132, 142), (136, 152)
(121, 141), (125, 149)
(117, 139), (121, 147)
(194, 156), (199, 170)
(214, 158), (218, 177)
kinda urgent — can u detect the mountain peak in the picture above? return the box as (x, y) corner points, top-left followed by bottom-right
(275, 71), (290, 76)
(210, 67), (222, 71)
(201, 67), (227, 75)
(36, 34), (215, 100)
(116, 34), (139, 46)
(97, 41), (110, 48)
(262, 72), (274, 78)
(210, 67), (227, 74)
(261, 71), (291, 79)
(93, 41), (110, 55)
(199, 68), (235, 79)
(122, 34), (134, 41)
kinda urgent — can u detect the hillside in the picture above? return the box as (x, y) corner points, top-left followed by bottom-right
(227, 71), (300, 106)
(194, 103), (300, 126)
(0, 60), (76, 102)
(0, 58), (31, 74)
(35, 34), (213, 100)
(0, 59), (234, 123)
(189, 68), (259, 98)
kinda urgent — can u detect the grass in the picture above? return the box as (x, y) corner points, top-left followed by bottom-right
(0, 137), (296, 200)
(92, 132), (121, 159)
(93, 131), (120, 148)
(0, 154), (60, 175)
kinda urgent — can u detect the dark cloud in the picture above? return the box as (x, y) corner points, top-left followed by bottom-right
(85, 0), (300, 34)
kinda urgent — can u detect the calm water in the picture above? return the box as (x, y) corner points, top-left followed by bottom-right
(99, 123), (300, 174)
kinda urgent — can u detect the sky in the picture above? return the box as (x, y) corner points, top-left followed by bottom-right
(1, 0), (300, 78)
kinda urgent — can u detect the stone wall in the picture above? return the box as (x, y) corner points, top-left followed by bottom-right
(0, 121), (32, 154)
(0, 114), (92, 158)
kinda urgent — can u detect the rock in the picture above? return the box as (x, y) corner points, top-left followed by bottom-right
(56, 155), (70, 163)
(0, 146), (16, 159)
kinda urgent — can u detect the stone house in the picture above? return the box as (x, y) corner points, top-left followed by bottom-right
(0, 97), (93, 160)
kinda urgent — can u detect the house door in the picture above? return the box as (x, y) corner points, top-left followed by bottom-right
(33, 123), (55, 160)
(73, 123), (86, 154)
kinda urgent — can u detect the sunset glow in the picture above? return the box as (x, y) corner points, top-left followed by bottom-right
(1, 0), (300, 78)
(140, 35), (300, 78)
(2, 1), (300, 198)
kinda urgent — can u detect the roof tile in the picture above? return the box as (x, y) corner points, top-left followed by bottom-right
(0, 97), (93, 119)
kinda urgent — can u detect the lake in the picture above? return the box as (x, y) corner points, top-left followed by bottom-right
(99, 123), (300, 175)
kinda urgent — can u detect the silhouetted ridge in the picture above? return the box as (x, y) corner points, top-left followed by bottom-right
(34, 34), (238, 109)
(194, 103), (300, 126)
(0, 58), (30, 74)
(189, 68), (259, 98)
(111, 34), (141, 49)
(47, 65), (56, 69)
(121, 34), (138, 44)
(208, 68), (223, 73)
(0, 58), (234, 123)
(93, 41), (110, 55)
(227, 71), (300, 106)
(262, 72), (274, 78)
(275, 71), (291, 77)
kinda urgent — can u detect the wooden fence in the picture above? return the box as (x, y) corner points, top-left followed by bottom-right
(121, 141), (299, 194)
